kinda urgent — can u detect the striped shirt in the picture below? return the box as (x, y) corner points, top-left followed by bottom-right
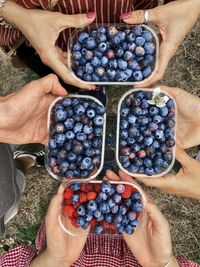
(0, 0), (172, 50)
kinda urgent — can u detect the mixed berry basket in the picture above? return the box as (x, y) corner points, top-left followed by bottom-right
(116, 88), (177, 177)
(45, 95), (106, 181)
(59, 180), (147, 236)
(68, 24), (159, 85)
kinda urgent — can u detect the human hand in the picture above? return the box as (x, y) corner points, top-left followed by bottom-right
(122, 0), (200, 87)
(2, 1), (96, 90)
(136, 144), (200, 201)
(106, 170), (178, 267)
(30, 184), (88, 267)
(157, 85), (200, 149)
(0, 74), (67, 145)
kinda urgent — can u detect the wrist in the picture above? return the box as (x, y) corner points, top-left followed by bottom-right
(166, 256), (179, 267)
(30, 250), (72, 267)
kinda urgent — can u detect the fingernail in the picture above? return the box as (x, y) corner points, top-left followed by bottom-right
(122, 12), (131, 19)
(86, 12), (95, 19)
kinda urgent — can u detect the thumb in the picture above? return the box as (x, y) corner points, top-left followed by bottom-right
(175, 144), (190, 167)
(59, 12), (96, 29)
(146, 202), (169, 233)
(121, 8), (157, 24)
(45, 184), (65, 225)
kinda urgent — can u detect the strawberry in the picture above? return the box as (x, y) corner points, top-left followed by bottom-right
(87, 191), (97, 200)
(79, 192), (87, 203)
(121, 185), (133, 199)
(65, 198), (72, 205)
(73, 210), (79, 219)
(101, 220), (110, 229)
(90, 218), (98, 227)
(71, 218), (79, 228)
(63, 188), (73, 200)
(63, 205), (75, 218)
(93, 183), (101, 193)
(81, 183), (94, 193)
(73, 203), (80, 209)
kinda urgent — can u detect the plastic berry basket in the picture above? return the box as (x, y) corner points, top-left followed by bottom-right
(116, 88), (177, 178)
(67, 23), (159, 85)
(45, 94), (106, 181)
(58, 179), (147, 236)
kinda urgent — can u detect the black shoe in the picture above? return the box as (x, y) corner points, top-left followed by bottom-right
(13, 150), (45, 167)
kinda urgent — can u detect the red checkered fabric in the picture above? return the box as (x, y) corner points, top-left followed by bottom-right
(0, 223), (199, 267)
(0, 0), (173, 48)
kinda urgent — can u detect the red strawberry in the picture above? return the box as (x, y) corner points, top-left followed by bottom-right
(63, 205), (75, 218)
(73, 203), (80, 209)
(93, 183), (101, 193)
(65, 198), (72, 205)
(71, 218), (79, 228)
(90, 218), (97, 227)
(81, 183), (94, 193)
(73, 210), (79, 219)
(79, 193), (87, 203)
(101, 220), (110, 229)
(63, 188), (73, 200)
(87, 191), (97, 200)
(121, 185), (133, 199)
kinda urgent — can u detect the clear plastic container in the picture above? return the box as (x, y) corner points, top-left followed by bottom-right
(45, 95), (106, 181)
(68, 23), (159, 85)
(116, 88), (177, 178)
(59, 179), (147, 236)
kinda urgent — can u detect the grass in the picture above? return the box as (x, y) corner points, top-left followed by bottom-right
(16, 224), (40, 246)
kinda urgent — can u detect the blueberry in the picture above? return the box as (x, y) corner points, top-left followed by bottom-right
(154, 158), (164, 167)
(152, 140), (160, 149)
(91, 56), (101, 67)
(135, 46), (145, 57)
(107, 69), (116, 79)
(64, 118), (75, 129)
(87, 200), (97, 211)
(127, 137), (135, 145)
(75, 104), (86, 116)
(134, 25), (142, 36)
(114, 213), (123, 224)
(94, 115), (104, 126)
(101, 181), (112, 193)
(55, 110), (67, 122)
(127, 114), (136, 124)
(143, 158), (153, 168)
(159, 144), (167, 153)
(94, 209), (102, 218)
(115, 71), (128, 82)
(101, 56), (109, 67)
(123, 51), (133, 61)
(115, 48), (124, 58)
(93, 49), (103, 58)
(137, 116), (149, 125)
(127, 43), (136, 52)
(160, 161), (169, 171)
(73, 51), (82, 61)
(166, 138), (175, 147)
(84, 73), (92, 81)
(133, 70), (143, 81)
(165, 119), (175, 128)
(93, 224), (103, 234)
(110, 34), (121, 46)
(148, 122), (158, 132)
(135, 36), (145, 46)
(73, 42), (82, 52)
(165, 128), (175, 138)
(141, 30), (153, 41)
(120, 107), (130, 118)
(128, 165), (139, 173)
(166, 99), (174, 109)
(105, 213), (113, 223)
(149, 106), (159, 116)
(76, 133), (87, 142)
(95, 67), (105, 77)
(143, 66), (152, 78)
(81, 157), (93, 170)
(96, 33), (107, 43)
(85, 37), (97, 49)
(153, 115), (162, 124)
(54, 133), (66, 145)
(113, 193), (122, 204)
(126, 32), (135, 42)
(83, 125), (93, 135)
(132, 107), (143, 116)
(71, 194), (79, 204)
(117, 31), (126, 41)
(59, 161), (69, 173)
(129, 127), (139, 137)
(120, 120), (129, 130)
(140, 99), (149, 109)
(84, 50), (93, 61)
(133, 200), (143, 212)
(111, 205), (119, 214)
(145, 54), (155, 64)
(96, 215), (104, 222)
(77, 205), (86, 216)
(99, 202), (110, 213)
(159, 106), (169, 117)
(125, 68), (133, 79)
(144, 42), (155, 55)
(117, 59), (128, 70)
(49, 139), (57, 149)
(128, 60), (141, 70)
(144, 136), (154, 146)
(84, 62), (94, 74)
(108, 59), (117, 69)
(163, 151), (173, 162)
(76, 68), (84, 79)
(98, 42), (107, 52)
(87, 108), (96, 118)
(155, 129), (164, 139)
(79, 32), (89, 43)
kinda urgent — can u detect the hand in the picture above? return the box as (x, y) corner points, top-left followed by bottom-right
(136, 144), (200, 200)
(122, 0), (200, 87)
(0, 74), (67, 145)
(106, 170), (179, 267)
(30, 185), (88, 267)
(2, 1), (96, 90)
(157, 85), (200, 149)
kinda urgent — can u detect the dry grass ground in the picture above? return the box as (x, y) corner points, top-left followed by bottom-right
(0, 19), (200, 263)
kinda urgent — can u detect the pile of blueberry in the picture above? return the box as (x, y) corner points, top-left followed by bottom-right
(72, 25), (156, 82)
(63, 181), (143, 235)
(48, 97), (105, 179)
(118, 90), (176, 176)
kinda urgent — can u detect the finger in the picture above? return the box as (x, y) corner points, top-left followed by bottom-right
(59, 12), (96, 29)
(121, 8), (157, 24)
(146, 202), (169, 232)
(105, 169), (121, 181)
(135, 175), (171, 189)
(118, 170), (136, 183)
(175, 144), (190, 167)
(46, 184), (64, 224)
(45, 51), (95, 90)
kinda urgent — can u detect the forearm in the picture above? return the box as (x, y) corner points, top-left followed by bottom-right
(30, 250), (71, 267)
